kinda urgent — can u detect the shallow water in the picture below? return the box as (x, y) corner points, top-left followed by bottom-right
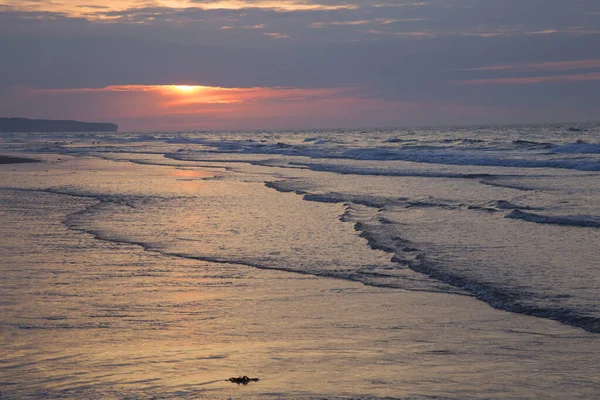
(1, 123), (600, 398)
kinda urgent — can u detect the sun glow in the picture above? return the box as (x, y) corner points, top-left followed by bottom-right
(29, 84), (363, 130)
(173, 85), (198, 93)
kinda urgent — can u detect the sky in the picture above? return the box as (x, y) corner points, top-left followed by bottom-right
(1, 0), (600, 131)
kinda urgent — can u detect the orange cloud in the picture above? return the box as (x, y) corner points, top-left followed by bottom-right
(309, 18), (425, 28)
(19, 84), (360, 129)
(525, 29), (559, 35)
(262, 32), (292, 39)
(8, 83), (558, 131)
(35, 84), (347, 104)
(7, 0), (358, 19)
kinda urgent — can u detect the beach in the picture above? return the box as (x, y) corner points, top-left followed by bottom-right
(1, 126), (600, 399)
(4, 0), (600, 396)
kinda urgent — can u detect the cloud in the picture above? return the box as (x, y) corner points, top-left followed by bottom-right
(5, 0), (361, 19)
(310, 18), (425, 28)
(2, 0), (600, 127)
(462, 59), (600, 72)
(3, 84), (367, 129)
(525, 29), (559, 35)
(262, 32), (291, 39)
(454, 58), (600, 86)
(451, 72), (600, 86)
(5, 83), (552, 130)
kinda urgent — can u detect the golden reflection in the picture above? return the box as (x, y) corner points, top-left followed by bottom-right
(171, 169), (214, 178)
(170, 169), (215, 193)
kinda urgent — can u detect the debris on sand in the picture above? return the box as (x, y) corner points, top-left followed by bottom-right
(227, 376), (260, 385)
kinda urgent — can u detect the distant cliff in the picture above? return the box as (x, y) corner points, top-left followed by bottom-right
(0, 118), (118, 133)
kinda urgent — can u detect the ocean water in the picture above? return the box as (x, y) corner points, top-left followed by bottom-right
(1, 123), (600, 399)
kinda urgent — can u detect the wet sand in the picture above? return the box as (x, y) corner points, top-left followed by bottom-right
(1, 155), (600, 399)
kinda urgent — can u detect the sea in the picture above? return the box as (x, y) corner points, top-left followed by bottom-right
(1, 122), (599, 399)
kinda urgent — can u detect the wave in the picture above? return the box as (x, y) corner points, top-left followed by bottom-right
(505, 209), (600, 228)
(346, 204), (600, 334)
(407, 253), (600, 334)
(384, 138), (415, 143)
(493, 200), (535, 210)
(339, 148), (600, 171)
(27, 153), (600, 336)
(31, 179), (600, 334)
(266, 181), (471, 212)
(465, 200), (542, 213)
(168, 151), (504, 180)
(288, 162), (495, 179)
(349, 206), (600, 334)
(158, 132), (600, 171)
(512, 139), (552, 149)
(265, 181), (600, 334)
(550, 140), (600, 154)
(51, 185), (451, 297)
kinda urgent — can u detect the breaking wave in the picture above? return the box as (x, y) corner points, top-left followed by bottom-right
(505, 209), (600, 228)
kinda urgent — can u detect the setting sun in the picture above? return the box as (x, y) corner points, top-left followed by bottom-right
(173, 85), (198, 93)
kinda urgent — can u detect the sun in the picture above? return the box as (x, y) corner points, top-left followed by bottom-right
(173, 85), (197, 93)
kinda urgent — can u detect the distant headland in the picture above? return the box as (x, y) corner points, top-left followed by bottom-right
(0, 118), (118, 133)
